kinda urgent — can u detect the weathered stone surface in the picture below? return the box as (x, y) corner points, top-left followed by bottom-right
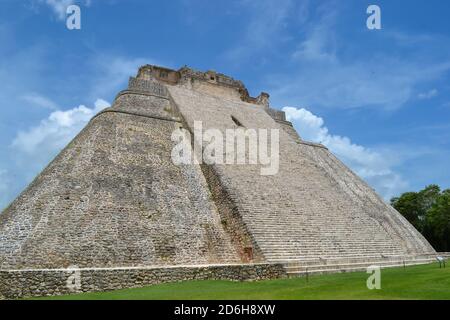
(0, 93), (240, 269)
(0, 64), (436, 298)
(0, 263), (285, 299)
(167, 80), (434, 262)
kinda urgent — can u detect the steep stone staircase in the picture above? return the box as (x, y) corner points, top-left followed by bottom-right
(438, 252), (450, 259)
(168, 83), (436, 271)
(282, 254), (438, 277)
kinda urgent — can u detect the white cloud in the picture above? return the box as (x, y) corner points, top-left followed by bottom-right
(291, 4), (336, 63)
(0, 39), (152, 209)
(224, 0), (298, 63)
(40, 0), (91, 20)
(12, 99), (109, 155)
(0, 98), (109, 210)
(87, 55), (160, 100)
(21, 93), (58, 110)
(283, 106), (409, 200)
(418, 89), (438, 99)
(43, 0), (75, 20)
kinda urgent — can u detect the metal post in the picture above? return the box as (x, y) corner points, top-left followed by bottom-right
(306, 267), (309, 284)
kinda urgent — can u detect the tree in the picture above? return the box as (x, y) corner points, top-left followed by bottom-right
(426, 189), (450, 251)
(392, 185), (449, 252)
(391, 185), (441, 232)
(391, 192), (424, 231)
(419, 185), (441, 212)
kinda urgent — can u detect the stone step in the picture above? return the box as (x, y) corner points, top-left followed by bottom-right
(254, 239), (406, 245)
(249, 232), (399, 239)
(437, 252), (450, 258)
(261, 250), (403, 254)
(285, 260), (435, 277)
(261, 249), (404, 255)
(284, 258), (435, 272)
(263, 250), (405, 258)
(268, 253), (437, 264)
(258, 244), (401, 250)
(249, 227), (385, 232)
(253, 238), (402, 245)
(257, 239), (398, 243)
(257, 241), (401, 245)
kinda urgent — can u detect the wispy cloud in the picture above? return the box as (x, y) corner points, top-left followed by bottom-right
(291, 3), (336, 64)
(42, 0), (75, 20)
(283, 106), (410, 200)
(86, 55), (159, 100)
(265, 2), (450, 111)
(12, 99), (109, 155)
(418, 89), (438, 100)
(21, 93), (59, 110)
(221, 0), (450, 110)
(37, 0), (91, 20)
(224, 0), (301, 64)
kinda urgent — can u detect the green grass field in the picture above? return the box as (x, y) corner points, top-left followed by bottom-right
(37, 263), (450, 300)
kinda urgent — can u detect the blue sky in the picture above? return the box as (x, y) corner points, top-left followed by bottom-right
(1, 0), (450, 208)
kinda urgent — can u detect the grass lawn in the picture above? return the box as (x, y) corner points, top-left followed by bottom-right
(36, 263), (450, 300)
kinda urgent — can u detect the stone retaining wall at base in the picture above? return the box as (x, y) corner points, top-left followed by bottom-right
(0, 263), (286, 299)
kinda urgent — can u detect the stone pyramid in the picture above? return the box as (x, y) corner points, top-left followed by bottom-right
(0, 65), (435, 273)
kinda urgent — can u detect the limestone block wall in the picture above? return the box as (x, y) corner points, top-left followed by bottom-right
(0, 263), (285, 299)
(0, 91), (241, 269)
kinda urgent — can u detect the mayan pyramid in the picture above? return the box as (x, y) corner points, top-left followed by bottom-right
(0, 65), (436, 275)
